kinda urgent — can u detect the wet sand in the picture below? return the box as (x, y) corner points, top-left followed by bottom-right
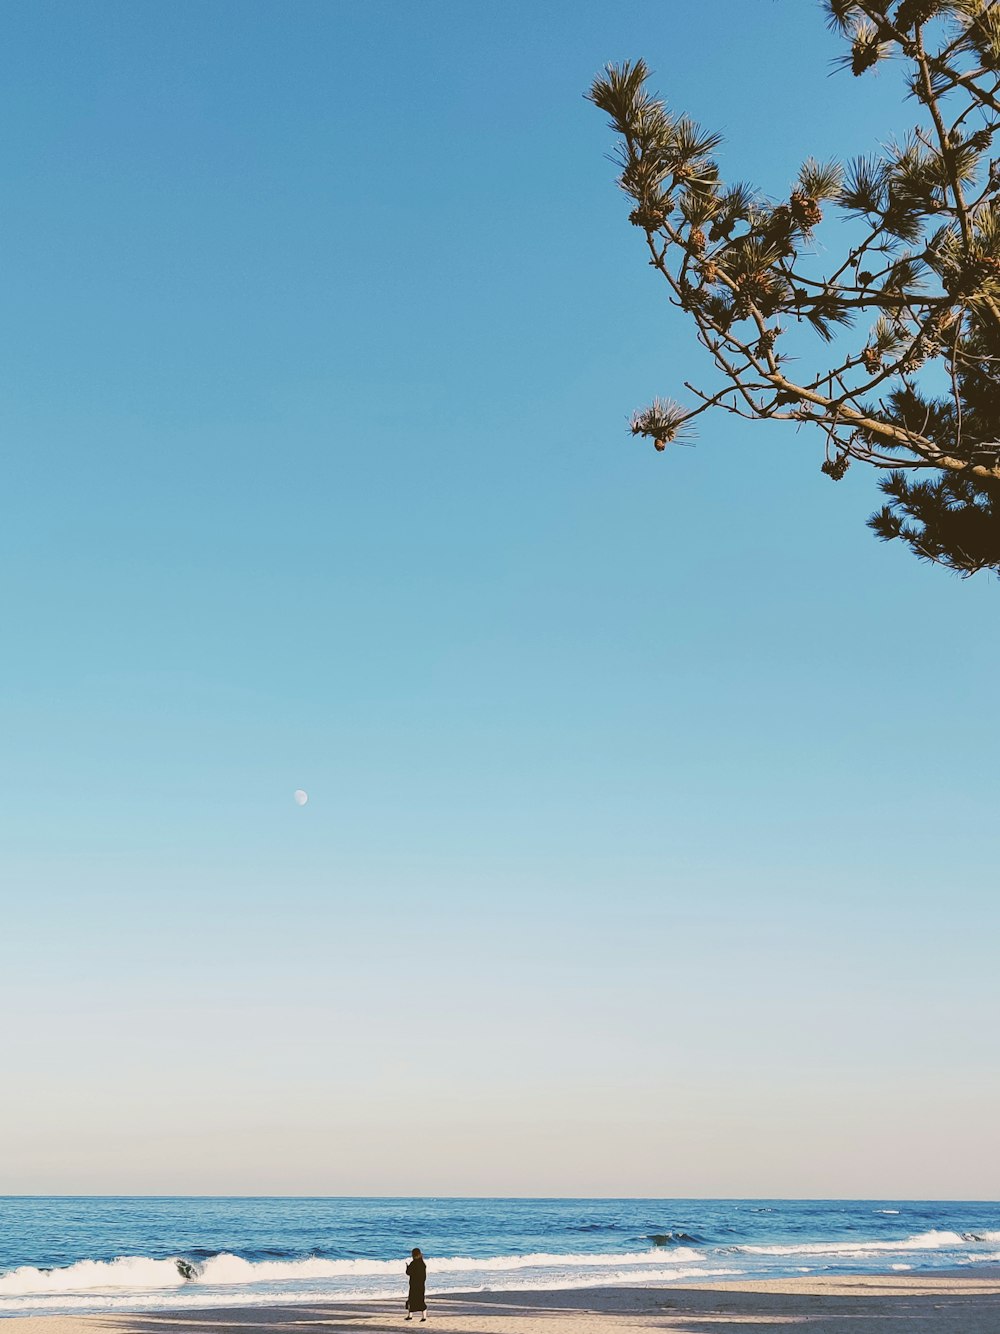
(4, 1272), (1000, 1334)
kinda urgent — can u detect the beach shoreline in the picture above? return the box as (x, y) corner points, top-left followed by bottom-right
(3, 1271), (1000, 1334)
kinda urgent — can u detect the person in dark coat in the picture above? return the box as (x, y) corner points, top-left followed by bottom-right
(405, 1247), (427, 1321)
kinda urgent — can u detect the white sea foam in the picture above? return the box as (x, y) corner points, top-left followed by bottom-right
(193, 1247), (706, 1287)
(735, 1229), (994, 1258)
(0, 1266), (746, 1317)
(3, 1226), (999, 1318)
(0, 1248), (702, 1299)
(5, 1228), (998, 1303)
(0, 1257), (187, 1296)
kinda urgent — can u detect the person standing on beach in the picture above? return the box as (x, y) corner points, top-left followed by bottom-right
(405, 1247), (427, 1322)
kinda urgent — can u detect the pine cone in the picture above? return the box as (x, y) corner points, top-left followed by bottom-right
(628, 202), (670, 231)
(790, 191), (823, 229)
(756, 327), (778, 351)
(737, 270), (785, 319)
(966, 128), (993, 154)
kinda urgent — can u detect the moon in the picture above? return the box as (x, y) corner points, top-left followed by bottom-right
(293, 789), (309, 806)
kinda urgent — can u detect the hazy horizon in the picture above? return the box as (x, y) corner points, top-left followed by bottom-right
(3, 1193), (996, 1201)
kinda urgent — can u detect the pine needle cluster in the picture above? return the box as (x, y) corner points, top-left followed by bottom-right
(589, 1), (1000, 576)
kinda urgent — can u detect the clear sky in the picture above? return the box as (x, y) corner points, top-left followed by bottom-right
(1, 0), (997, 1198)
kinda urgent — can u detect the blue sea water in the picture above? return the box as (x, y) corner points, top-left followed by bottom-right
(0, 1198), (998, 1317)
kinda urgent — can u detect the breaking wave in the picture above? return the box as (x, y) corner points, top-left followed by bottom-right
(0, 1247), (704, 1298)
(2, 1218), (998, 1317)
(4, 1227), (999, 1304)
(733, 1229), (1000, 1258)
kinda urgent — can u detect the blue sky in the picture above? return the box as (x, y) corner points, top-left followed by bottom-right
(1, 0), (997, 1196)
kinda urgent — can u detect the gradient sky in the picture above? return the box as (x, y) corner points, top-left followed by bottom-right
(1, 0), (997, 1198)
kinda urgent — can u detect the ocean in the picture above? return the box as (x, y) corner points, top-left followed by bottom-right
(1, 1197), (998, 1318)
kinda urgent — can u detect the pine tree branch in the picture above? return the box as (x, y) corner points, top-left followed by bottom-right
(588, 18), (1000, 573)
(915, 28), (973, 246)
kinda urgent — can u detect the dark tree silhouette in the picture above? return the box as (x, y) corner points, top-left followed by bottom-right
(590, 1), (1000, 576)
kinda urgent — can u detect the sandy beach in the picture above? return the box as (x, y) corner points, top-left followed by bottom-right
(3, 1273), (1000, 1334)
